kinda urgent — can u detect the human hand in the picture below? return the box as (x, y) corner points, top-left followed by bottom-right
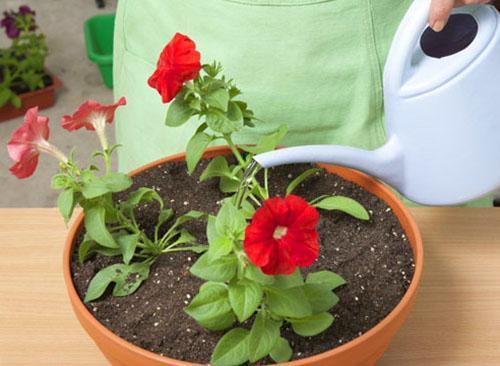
(429, 0), (492, 31)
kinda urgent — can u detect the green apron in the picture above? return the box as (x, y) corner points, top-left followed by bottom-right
(113, 0), (492, 207)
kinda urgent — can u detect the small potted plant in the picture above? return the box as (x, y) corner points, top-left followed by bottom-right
(0, 5), (61, 122)
(7, 34), (422, 366)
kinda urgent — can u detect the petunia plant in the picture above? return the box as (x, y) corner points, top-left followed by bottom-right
(149, 33), (371, 365)
(7, 99), (207, 303)
(0, 5), (48, 108)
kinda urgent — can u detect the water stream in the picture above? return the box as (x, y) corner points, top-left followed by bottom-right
(235, 160), (261, 208)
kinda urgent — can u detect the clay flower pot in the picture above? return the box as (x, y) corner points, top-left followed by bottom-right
(63, 146), (423, 366)
(0, 70), (62, 122)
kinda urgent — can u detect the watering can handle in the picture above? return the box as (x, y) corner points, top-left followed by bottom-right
(384, 0), (432, 93)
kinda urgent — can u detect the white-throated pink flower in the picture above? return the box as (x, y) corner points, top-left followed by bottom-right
(8, 107), (67, 179)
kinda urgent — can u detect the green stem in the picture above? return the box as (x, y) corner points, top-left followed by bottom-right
(224, 134), (246, 167)
(163, 246), (203, 253)
(264, 168), (269, 199)
(103, 150), (111, 175)
(247, 193), (262, 207)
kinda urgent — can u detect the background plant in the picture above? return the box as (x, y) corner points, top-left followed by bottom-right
(7, 99), (207, 303)
(0, 5), (48, 108)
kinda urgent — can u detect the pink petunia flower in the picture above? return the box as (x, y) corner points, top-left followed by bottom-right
(8, 107), (66, 179)
(61, 97), (126, 132)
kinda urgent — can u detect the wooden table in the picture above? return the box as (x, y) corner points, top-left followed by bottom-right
(1, 208), (499, 366)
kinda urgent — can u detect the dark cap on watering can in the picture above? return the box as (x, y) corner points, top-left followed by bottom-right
(254, 0), (500, 206)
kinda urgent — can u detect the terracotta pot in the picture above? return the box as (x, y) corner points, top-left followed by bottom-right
(63, 146), (424, 366)
(0, 70), (62, 122)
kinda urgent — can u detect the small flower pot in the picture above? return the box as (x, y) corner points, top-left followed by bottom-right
(63, 146), (423, 366)
(0, 70), (62, 122)
(84, 14), (115, 89)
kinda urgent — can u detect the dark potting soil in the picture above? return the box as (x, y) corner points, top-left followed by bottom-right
(71, 159), (415, 364)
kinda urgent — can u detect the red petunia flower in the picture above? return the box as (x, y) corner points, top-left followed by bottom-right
(244, 195), (320, 275)
(7, 107), (66, 179)
(148, 33), (201, 103)
(61, 97), (127, 131)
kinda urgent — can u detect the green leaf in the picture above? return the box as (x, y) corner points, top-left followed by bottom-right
(211, 328), (250, 366)
(215, 201), (247, 239)
(306, 271), (346, 290)
(219, 176), (240, 193)
(200, 281), (227, 292)
(0, 88), (12, 107)
(78, 237), (96, 263)
(290, 312), (334, 337)
(200, 156), (233, 181)
(270, 337), (293, 363)
(303, 283), (339, 313)
(117, 234), (139, 265)
(240, 125), (288, 155)
(239, 199), (256, 219)
(171, 229), (196, 246)
(244, 264), (275, 285)
(185, 284), (235, 331)
(205, 88), (230, 111)
(189, 98), (201, 111)
(158, 209), (174, 226)
(57, 188), (75, 223)
(186, 131), (213, 174)
(169, 210), (205, 232)
(112, 263), (150, 296)
(51, 174), (70, 189)
(266, 286), (312, 318)
(84, 262), (150, 302)
(227, 101), (243, 122)
(228, 281), (263, 322)
(125, 187), (163, 210)
(190, 252), (238, 282)
(84, 207), (117, 248)
(208, 236), (234, 260)
(313, 196), (369, 220)
(248, 312), (281, 362)
(81, 173), (132, 199)
(10, 94), (21, 108)
(286, 168), (320, 196)
(272, 269), (304, 288)
(165, 91), (193, 127)
(78, 234), (123, 261)
(206, 215), (218, 244)
(85, 264), (122, 302)
(102, 173), (133, 192)
(206, 108), (243, 134)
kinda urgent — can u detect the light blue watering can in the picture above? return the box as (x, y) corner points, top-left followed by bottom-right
(254, 0), (500, 206)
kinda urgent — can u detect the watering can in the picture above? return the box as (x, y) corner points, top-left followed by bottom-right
(253, 0), (500, 206)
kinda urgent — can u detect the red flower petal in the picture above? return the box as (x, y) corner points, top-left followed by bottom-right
(148, 33), (201, 103)
(9, 149), (39, 179)
(61, 97), (127, 131)
(261, 242), (296, 275)
(7, 107), (49, 179)
(244, 195), (320, 275)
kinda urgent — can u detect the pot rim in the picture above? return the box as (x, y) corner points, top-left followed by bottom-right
(63, 145), (423, 366)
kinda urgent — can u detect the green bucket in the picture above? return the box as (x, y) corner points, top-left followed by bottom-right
(84, 14), (115, 89)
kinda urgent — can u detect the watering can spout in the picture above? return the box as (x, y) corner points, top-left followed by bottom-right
(254, 136), (405, 190)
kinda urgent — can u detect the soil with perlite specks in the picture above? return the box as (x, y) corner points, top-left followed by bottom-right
(71, 159), (415, 364)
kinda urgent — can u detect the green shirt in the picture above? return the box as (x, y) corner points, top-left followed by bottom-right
(113, 0), (492, 207)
